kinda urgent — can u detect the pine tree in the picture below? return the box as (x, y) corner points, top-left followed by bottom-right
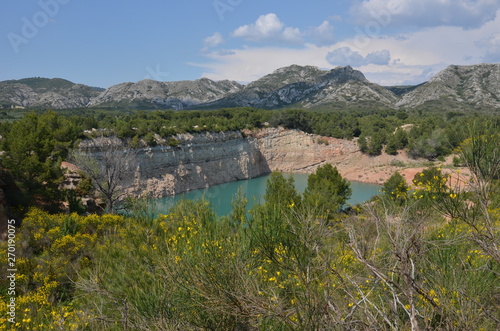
(303, 164), (351, 218)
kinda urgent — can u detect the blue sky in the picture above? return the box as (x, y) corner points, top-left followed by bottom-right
(1, 0), (499, 87)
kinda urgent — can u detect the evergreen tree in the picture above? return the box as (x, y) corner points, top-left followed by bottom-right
(358, 135), (368, 153)
(394, 128), (409, 149)
(264, 171), (301, 211)
(385, 134), (399, 155)
(303, 164), (351, 218)
(1, 111), (80, 211)
(368, 132), (385, 156)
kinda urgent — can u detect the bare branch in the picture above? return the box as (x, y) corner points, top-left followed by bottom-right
(70, 136), (138, 213)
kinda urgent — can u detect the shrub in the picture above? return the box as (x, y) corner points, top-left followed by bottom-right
(144, 132), (157, 147)
(167, 137), (180, 147)
(303, 163), (351, 217)
(382, 171), (409, 203)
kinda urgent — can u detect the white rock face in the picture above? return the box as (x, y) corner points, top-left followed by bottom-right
(88, 78), (243, 109)
(0, 80), (100, 108)
(3, 64), (499, 110)
(127, 131), (263, 197)
(83, 128), (359, 198)
(397, 64), (500, 108)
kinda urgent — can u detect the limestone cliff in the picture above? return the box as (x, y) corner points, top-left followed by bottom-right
(253, 128), (359, 173)
(128, 131), (265, 197)
(79, 128), (360, 198)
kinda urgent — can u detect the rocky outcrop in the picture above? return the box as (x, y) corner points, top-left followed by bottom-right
(77, 128), (360, 198)
(128, 131), (265, 197)
(3, 64), (500, 111)
(397, 63), (500, 109)
(254, 128), (359, 172)
(61, 162), (82, 190)
(0, 78), (102, 109)
(88, 78), (243, 110)
(198, 65), (398, 109)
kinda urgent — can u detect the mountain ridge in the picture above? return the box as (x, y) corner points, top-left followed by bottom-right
(1, 63), (499, 111)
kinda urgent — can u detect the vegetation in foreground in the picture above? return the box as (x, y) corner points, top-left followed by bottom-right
(0, 108), (499, 329)
(1, 130), (500, 330)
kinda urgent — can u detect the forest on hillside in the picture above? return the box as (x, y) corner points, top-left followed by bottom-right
(0, 107), (499, 330)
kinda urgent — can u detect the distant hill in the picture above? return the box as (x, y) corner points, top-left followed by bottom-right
(397, 64), (500, 110)
(0, 78), (103, 109)
(1, 63), (499, 111)
(198, 65), (398, 110)
(384, 84), (424, 96)
(87, 78), (243, 110)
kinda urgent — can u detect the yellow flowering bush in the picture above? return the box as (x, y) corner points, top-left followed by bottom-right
(0, 209), (126, 330)
(1, 158), (498, 330)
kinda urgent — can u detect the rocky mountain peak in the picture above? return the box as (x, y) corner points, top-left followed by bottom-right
(322, 66), (367, 84)
(246, 65), (328, 92)
(398, 63), (500, 109)
(1, 63), (499, 111)
(0, 77), (101, 108)
(87, 77), (243, 110)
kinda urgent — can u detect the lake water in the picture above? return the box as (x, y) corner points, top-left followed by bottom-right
(155, 173), (381, 216)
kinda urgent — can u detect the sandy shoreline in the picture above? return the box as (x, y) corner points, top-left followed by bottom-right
(332, 152), (469, 187)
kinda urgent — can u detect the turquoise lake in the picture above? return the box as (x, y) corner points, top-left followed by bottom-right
(155, 173), (381, 216)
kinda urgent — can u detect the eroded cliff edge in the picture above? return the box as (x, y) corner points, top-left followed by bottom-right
(73, 127), (429, 200)
(109, 127), (363, 198)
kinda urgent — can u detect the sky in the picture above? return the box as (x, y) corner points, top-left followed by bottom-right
(1, 0), (500, 88)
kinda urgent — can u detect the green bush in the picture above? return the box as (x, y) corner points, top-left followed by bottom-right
(382, 171), (409, 203)
(167, 137), (180, 147)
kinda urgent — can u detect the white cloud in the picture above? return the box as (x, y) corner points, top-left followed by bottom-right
(326, 47), (365, 66)
(191, 44), (332, 83)
(282, 27), (303, 43)
(361, 63), (448, 86)
(476, 33), (500, 62)
(326, 47), (391, 66)
(232, 13), (303, 44)
(203, 32), (224, 49)
(351, 0), (499, 29)
(366, 50), (392, 65)
(308, 21), (335, 46)
(203, 49), (236, 57)
(195, 9), (500, 86)
(326, 8), (500, 83)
